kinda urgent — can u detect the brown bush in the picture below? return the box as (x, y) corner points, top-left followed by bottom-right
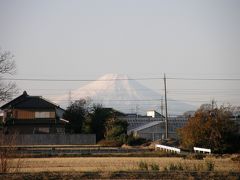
(231, 154), (240, 162)
(97, 139), (123, 147)
(0, 133), (22, 172)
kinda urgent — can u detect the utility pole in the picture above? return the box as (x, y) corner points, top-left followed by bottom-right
(211, 99), (215, 110)
(161, 97), (164, 117)
(68, 90), (72, 106)
(136, 105), (139, 118)
(164, 73), (168, 139)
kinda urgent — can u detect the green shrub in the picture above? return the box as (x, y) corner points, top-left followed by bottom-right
(126, 134), (147, 146)
(149, 163), (159, 171)
(117, 134), (128, 144)
(205, 160), (215, 171)
(164, 163), (184, 171)
(177, 163), (184, 171)
(168, 163), (178, 171)
(163, 166), (168, 171)
(138, 161), (148, 171)
(193, 163), (204, 171)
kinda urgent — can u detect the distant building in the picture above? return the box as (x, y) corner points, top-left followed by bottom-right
(0, 110), (4, 129)
(147, 110), (164, 118)
(120, 110), (189, 141)
(168, 116), (189, 138)
(127, 121), (165, 141)
(119, 113), (164, 130)
(1, 91), (68, 134)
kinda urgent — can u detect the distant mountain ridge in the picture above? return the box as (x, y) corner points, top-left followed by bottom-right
(54, 74), (195, 115)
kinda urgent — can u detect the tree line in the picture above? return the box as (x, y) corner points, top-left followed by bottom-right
(63, 99), (147, 146)
(63, 99), (129, 143)
(1, 49), (239, 152)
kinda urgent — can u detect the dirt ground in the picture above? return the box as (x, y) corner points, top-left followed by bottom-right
(1, 171), (240, 180)
(10, 156), (240, 172)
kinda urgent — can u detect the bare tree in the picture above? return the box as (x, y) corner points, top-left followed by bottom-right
(0, 48), (16, 102)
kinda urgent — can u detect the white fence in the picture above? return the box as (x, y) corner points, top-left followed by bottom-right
(193, 147), (211, 154)
(155, 144), (181, 154)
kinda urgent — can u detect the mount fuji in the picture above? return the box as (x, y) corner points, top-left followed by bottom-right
(54, 74), (195, 115)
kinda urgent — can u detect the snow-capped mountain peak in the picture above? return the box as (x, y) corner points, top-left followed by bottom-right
(54, 74), (195, 115)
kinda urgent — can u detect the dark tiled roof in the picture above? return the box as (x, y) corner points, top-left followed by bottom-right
(103, 108), (126, 116)
(1, 91), (29, 109)
(14, 97), (57, 109)
(1, 91), (60, 109)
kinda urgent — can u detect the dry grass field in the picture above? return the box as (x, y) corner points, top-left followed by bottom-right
(9, 156), (240, 173)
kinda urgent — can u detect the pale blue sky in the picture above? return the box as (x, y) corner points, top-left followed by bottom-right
(0, 0), (240, 109)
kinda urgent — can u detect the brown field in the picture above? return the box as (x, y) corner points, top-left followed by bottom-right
(10, 156), (240, 173)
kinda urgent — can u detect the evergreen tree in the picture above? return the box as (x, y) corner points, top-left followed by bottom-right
(63, 99), (90, 133)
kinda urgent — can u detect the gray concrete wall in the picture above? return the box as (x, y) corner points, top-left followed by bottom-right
(4, 134), (96, 145)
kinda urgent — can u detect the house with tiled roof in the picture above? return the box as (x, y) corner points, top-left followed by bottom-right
(1, 91), (68, 134)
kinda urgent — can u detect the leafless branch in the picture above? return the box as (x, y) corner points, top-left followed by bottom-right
(0, 48), (17, 102)
(0, 50), (16, 75)
(0, 82), (17, 102)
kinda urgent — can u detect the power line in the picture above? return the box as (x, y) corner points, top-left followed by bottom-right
(168, 77), (240, 81)
(52, 98), (213, 103)
(20, 88), (240, 91)
(1, 77), (163, 82)
(2, 77), (240, 82)
(25, 90), (240, 96)
(164, 73), (169, 139)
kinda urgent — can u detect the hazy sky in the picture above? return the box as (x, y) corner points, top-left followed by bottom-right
(0, 0), (240, 108)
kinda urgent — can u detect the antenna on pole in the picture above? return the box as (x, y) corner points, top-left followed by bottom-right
(164, 73), (168, 139)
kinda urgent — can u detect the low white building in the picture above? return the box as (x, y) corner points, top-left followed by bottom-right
(120, 111), (189, 141)
(0, 110), (4, 124)
(127, 121), (165, 141)
(119, 113), (164, 130)
(147, 110), (164, 118)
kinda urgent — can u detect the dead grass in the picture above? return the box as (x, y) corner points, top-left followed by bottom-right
(0, 133), (23, 173)
(8, 156), (240, 173)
